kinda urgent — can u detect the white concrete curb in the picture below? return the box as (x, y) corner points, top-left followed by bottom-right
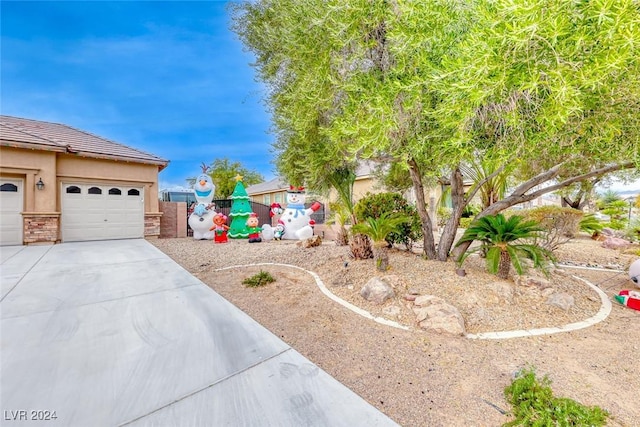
(214, 263), (410, 331)
(215, 264), (612, 340)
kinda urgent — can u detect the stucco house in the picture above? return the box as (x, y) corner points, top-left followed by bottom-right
(246, 162), (381, 207)
(0, 115), (168, 245)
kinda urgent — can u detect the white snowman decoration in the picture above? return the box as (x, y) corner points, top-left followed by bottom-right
(278, 186), (321, 240)
(188, 164), (217, 240)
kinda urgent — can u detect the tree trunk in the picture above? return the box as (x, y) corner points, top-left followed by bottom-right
(373, 243), (389, 272)
(437, 166), (467, 261)
(350, 233), (373, 260)
(497, 250), (511, 279)
(408, 157), (437, 259)
(336, 225), (349, 246)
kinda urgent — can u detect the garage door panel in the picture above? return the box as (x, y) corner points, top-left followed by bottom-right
(62, 183), (144, 242)
(0, 179), (23, 246)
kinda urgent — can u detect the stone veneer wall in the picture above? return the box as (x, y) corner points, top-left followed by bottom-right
(23, 214), (60, 244)
(144, 213), (162, 238)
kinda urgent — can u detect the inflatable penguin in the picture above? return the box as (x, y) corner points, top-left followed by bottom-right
(188, 164), (217, 240)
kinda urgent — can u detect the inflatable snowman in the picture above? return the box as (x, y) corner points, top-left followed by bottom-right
(188, 167), (217, 240)
(278, 186), (321, 240)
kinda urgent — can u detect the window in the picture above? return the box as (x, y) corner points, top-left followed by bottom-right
(0, 183), (18, 192)
(263, 194), (271, 204)
(66, 186), (81, 194)
(128, 189), (140, 196)
(108, 188), (122, 195)
(88, 187), (102, 195)
(275, 193), (282, 203)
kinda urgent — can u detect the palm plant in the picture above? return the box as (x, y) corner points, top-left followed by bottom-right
(351, 213), (409, 271)
(326, 201), (351, 246)
(455, 214), (555, 279)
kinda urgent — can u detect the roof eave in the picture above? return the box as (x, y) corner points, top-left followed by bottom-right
(1, 139), (67, 153)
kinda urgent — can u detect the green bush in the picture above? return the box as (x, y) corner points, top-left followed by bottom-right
(461, 204), (480, 218)
(242, 270), (276, 287)
(520, 206), (583, 251)
(504, 367), (608, 426)
(459, 217), (475, 228)
(354, 192), (422, 249)
(579, 213), (603, 236)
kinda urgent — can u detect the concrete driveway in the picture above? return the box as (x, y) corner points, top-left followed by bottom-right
(1, 239), (397, 426)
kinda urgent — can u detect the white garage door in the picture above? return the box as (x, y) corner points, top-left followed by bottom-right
(61, 183), (144, 242)
(0, 179), (23, 246)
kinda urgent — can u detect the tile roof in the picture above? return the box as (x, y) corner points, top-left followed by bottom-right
(246, 177), (287, 195)
(0, 115), (168, 169)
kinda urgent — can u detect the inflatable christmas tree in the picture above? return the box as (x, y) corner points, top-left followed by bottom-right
(228, 175), (252, 239)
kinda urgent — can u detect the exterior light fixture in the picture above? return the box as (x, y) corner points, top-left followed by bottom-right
(36, 178), (45, 190)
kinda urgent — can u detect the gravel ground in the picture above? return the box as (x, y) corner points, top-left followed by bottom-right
(151, 234), (640, 427)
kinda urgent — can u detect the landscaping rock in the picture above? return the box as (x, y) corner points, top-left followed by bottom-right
(601, 237), (631, 250)
(297, 235), (322, 248)
(546, 292), (575, 310)
(403, 294), (418, 302)
(601, 227), (616, 237)
(413, 295), (466, 336)
(360, 277), (395, 304)
(380, 274), (405, 289)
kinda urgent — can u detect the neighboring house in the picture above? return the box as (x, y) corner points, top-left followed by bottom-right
(246, 162), (384, 232)
(0, 115), (168, 245)
(246, 162), (381, 207)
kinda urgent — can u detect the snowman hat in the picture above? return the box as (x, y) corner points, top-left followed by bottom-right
(288, 185), (305, 194)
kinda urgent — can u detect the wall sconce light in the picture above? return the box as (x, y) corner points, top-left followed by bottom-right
(36, 178), (45, 190)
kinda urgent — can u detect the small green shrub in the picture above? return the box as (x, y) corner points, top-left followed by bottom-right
(242, 270), (276, 287)
(579, 213), (603, 236)
(461, 204), (480, 218)
(504, 367), (608, 427)
(459, 217), (475, 228)
(354, 192), (422, 249)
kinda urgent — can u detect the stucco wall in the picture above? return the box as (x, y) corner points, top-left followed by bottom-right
(0, 146), (58, 213)
(57, 154), (161, 213)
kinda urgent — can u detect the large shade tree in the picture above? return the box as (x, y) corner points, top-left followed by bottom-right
(231, 0), (640, 261)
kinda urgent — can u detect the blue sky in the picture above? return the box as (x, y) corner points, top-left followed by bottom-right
(1, 0), (274, 189)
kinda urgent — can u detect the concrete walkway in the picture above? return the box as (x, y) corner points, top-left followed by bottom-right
(1, 240), (397, 426)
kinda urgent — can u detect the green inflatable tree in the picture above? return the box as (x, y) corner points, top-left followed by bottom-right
(228, 175), (252, 239)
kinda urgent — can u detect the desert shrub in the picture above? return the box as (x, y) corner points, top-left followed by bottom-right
(504, 367), (608, 426)
(459, 217), (475, 228)
(520, 206), (583, 251)
(242, 270), (275, 287)
(354, 192), (422, 249)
